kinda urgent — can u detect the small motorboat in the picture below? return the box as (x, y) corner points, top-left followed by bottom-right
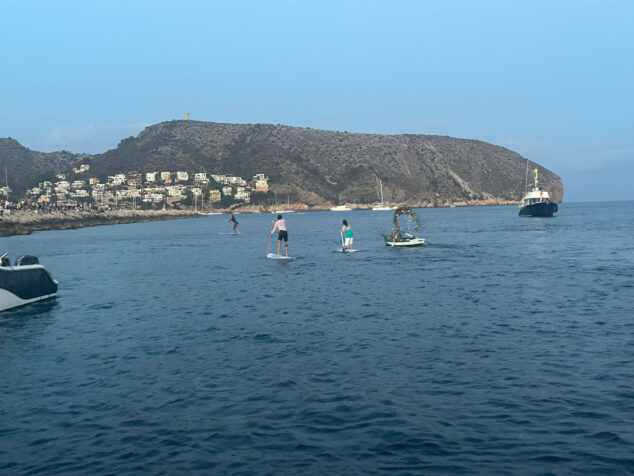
(384, 233), (426, 247)
(381, 207), (426, 247)
(0, 253), (59, 312)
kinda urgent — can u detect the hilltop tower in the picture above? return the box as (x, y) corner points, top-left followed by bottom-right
(184, 112), (190, 120)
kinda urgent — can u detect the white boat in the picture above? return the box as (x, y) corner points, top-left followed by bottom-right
(519, 164), (558, 217)
(272, 195), (295, 214)
(330, 205), (351, 211)
(372, 179), (396, 210)
(0, 253), (59, 312)
(382, 207), (425, 247)
(385, 236), (426, 247)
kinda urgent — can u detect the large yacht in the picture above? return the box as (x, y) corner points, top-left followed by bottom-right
(519, 168), (558, 217)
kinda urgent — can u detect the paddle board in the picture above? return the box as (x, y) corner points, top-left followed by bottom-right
(218, 232), (240, 235)
(266, 253), (294, 260)
(336, 248), (359, 253)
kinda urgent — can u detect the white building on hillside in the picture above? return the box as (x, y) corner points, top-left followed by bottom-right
(167, 185), (185, 198)
(54, 181), (70, 193)
(227, 176), (246, 186)
(235, 187), (250, 202)
(108, 174), (127, 185)
(194, 173), (209, 184)
(253, 173), (269, 192)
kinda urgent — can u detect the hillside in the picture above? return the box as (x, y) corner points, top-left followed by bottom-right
(1, 121), (564, 205)
(0, 138), (80, 196)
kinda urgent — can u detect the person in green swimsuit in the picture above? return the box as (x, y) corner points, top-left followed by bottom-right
(341, 219), (354, 251)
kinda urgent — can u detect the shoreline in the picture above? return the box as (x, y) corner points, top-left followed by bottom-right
(0, 200), (521, 238)
(0, 210), (206, 237)
(230, 198), (519, 214)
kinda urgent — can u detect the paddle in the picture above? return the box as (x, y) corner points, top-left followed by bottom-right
(266, 220), (274, 257)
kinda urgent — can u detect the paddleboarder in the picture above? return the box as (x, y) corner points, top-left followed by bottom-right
(341, 219), (354, 251)
(229, 214), (239, 234)
(270, 214), (289, 257)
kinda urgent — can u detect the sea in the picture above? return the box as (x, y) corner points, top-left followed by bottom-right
(1, 201), (633, 475)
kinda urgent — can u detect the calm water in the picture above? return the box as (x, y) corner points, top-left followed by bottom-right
(1, 202), (633, 474)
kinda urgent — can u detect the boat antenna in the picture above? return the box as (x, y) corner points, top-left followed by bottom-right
(523, 158), (529, 195)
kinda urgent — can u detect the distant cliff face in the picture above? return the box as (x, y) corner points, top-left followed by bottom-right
(1, 121), (564, 204)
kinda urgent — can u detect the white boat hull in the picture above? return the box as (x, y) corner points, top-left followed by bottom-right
(0, 288), (57, 312)
(0, 263), (59, 312)
(386, 237), (426, 247)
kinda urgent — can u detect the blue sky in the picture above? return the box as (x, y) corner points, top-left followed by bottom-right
(1, 0), (633, 201)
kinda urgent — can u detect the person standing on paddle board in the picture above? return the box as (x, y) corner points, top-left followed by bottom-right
(270, 215), (288, 256)
(229, 214), (239, 234)
(341, 219), (354, 251)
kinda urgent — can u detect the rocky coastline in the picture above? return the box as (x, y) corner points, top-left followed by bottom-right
(1, 197), (520, 238)
(0, 209), (206, 237)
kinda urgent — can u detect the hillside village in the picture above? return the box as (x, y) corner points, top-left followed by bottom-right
(1, 163), (270, 210)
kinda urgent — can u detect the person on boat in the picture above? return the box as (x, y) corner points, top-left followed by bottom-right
(229, 214), (239, 234)
(341, 219), (354, 250)
(270, 215), (288, 256)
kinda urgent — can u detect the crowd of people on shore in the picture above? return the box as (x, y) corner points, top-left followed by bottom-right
(0, 199), (113, 217)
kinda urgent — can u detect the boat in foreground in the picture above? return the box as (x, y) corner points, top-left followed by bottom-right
(0, 253), (58, 312)
(519, 167), (558, 217)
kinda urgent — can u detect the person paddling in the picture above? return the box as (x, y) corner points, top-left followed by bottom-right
(229, 214), (239, 234)
(341, 219), (354, 251)
(270, 214), (289, 256)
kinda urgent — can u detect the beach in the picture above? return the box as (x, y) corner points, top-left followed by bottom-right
(0, 209), (206, 237)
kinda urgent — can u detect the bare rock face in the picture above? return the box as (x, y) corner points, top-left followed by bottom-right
(548, 180), (564, 203)
(2, 121), (564, 205)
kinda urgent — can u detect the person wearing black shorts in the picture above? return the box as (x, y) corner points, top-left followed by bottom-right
(229, 214), (239, 234)
(270, 214), (289, 256)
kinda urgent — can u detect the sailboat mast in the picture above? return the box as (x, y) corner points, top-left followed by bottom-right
(523, 159), (529, 194)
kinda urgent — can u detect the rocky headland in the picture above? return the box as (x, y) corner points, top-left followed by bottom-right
(1, 120), (564, 209)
